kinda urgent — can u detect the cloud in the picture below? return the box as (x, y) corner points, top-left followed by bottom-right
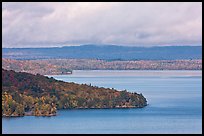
(2, 2), (202, 47)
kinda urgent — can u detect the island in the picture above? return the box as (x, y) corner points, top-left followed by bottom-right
(2, 69), (147, 117)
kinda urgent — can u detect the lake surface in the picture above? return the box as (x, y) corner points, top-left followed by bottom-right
(2, 70), (202, 134)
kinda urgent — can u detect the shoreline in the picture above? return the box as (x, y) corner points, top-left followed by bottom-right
(2, 105), (148, 117)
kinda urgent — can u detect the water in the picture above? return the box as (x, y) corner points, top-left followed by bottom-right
(2, 70), (202, 134)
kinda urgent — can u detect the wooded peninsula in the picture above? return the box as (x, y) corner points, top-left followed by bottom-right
(2, 69), (147, 117)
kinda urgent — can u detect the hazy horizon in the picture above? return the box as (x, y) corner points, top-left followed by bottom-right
(2, 44), (202, 49)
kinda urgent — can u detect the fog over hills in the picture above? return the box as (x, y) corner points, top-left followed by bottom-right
(2, 45), (202, 60)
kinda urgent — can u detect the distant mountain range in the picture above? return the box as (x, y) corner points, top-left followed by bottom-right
(2, 45), (202, 60)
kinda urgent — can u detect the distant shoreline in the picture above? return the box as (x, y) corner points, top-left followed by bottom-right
(2, 59), (202, 76)
(48, 70), (202, 78)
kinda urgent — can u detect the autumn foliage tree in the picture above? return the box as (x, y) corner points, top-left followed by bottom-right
(2, 69), (147, 117)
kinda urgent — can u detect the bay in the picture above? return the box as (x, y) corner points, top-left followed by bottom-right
(2, 70), (202, 134)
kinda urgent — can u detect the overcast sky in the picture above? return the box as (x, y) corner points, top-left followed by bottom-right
(2, 2), (202, 48)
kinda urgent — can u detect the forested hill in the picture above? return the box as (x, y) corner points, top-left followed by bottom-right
(2, 45), (202, 60)
(2, 69), (147, 117)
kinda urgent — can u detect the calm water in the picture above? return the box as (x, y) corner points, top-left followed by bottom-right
(2, 70), (202, 134)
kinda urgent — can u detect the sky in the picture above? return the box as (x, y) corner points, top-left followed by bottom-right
(2, 2), (202, 48)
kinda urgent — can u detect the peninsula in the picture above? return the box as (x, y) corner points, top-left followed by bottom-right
(2, 69), (147, 117)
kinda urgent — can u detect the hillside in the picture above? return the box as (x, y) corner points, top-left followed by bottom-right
(2, 45), (202, 60)
(2, 69), (147, 117)
(2, 58), (72, 75)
